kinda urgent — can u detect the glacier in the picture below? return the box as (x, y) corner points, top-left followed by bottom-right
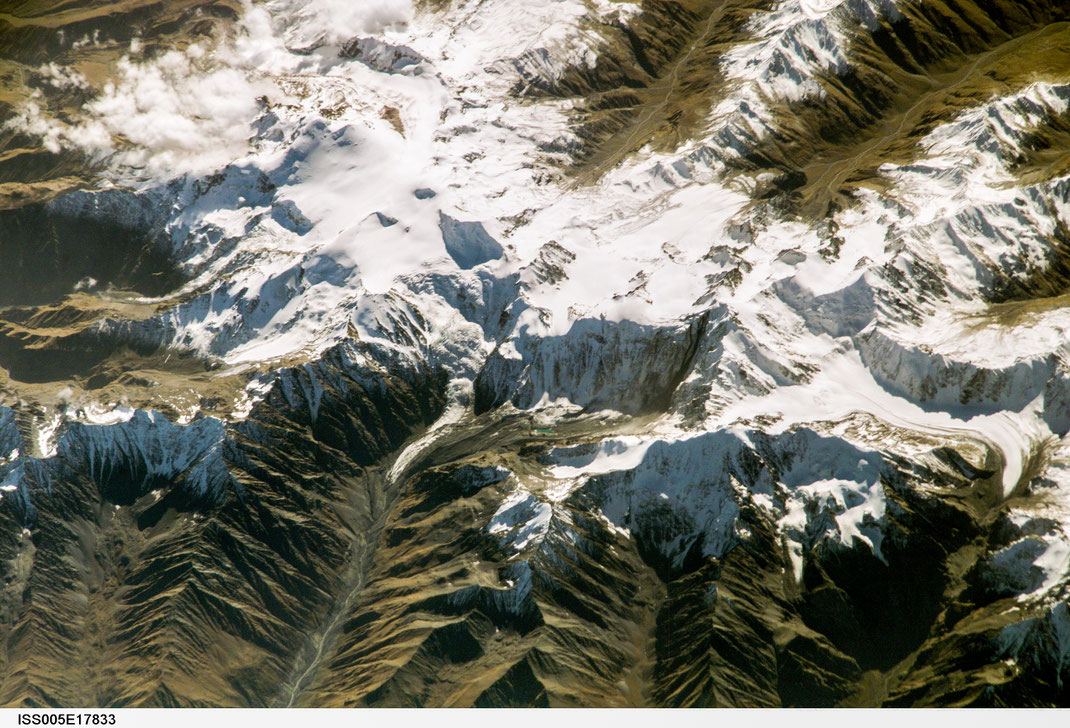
(0, 0), (1069, 707)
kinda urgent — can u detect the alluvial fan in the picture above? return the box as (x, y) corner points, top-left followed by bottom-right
(0, 0), (1069, 707)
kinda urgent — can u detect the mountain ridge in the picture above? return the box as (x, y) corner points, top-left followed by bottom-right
(0, 0), (1067, 706)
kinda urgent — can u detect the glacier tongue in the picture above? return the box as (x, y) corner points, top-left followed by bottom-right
(12, 0), (1070, 574)
(3, 0), (1070, 706)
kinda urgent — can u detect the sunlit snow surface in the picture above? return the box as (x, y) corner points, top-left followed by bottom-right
(7, 0), (1070, 603)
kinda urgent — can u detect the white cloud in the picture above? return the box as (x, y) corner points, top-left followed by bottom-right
(8, 44), (264, 177)
(4, 97), (111, 156)
(271, 0), (414, 47)
(80, 47), (266, 175)
(5, 0), (415, 180)
(38, 62), (89, 90)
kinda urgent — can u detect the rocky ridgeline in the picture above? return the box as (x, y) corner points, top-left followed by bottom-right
(0, 0), (1068, 707)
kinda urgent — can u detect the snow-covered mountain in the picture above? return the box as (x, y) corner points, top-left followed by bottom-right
(0, 0), (1069, 706)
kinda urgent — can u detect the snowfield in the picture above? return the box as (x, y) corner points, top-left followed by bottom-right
(4, 0), (1070, 701)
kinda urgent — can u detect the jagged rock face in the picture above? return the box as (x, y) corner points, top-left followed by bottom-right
(0, 0), (1069, 708)
(0, 342), (446, 706)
